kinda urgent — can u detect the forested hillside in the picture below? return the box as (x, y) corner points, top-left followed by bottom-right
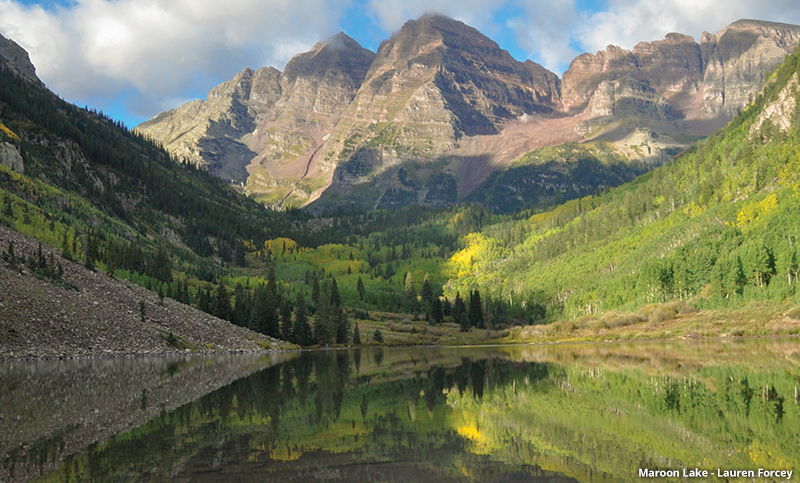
(446, 43), (800, 325)
(0, 58), (495, 349)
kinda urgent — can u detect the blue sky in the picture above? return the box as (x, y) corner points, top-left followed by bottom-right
(2, 0), (800, 128)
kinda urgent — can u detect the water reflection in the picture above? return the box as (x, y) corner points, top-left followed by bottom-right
(4, 339), (800, 482)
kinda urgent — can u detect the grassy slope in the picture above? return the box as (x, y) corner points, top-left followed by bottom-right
(445, 44), (800, 341)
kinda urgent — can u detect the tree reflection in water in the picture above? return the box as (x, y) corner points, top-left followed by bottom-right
(10, 339), (800, 482)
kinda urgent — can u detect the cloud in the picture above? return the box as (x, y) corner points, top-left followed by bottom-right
(577, 0), (800, 55)
(510, 0), (581, 73)
(0, 0), (352, 118)
(366, 0), (505, 33)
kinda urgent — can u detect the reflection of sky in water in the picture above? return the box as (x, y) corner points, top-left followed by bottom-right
(3, 339), (799, 482)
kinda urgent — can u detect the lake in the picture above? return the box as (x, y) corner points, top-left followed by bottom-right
(2, 338), (799, 482)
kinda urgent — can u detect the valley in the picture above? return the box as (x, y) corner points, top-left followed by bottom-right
(2, 13), (800, 361)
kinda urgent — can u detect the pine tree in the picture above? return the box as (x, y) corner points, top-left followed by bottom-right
(60, 230), (73, 261)
(83, 232), (97, 271)
(330, 277), (341, 307)
(6, 240), (15, 266)
(353, 323), (362, 345)
(235, 241), (246, 267)
(314, 292), (331, 346)
(149, 244), (173, 284)
(280, 298), (293, 342)
(421, 274), (433, 305)
(198, 285), (211, 313)
(264, 267), (281, 337)
(233, 282), (251, 327)
(357, 276), (366, 301)
(214, 283), (232, 321)
(292, 293), (312, 346)
(430, 297), (443, 325)
(311, 275), (321, 306)
(453, 292), (467, 330)
(2, 193), (12, 218)
(335, 306), (350, 345)
(468, 289), (484, 328)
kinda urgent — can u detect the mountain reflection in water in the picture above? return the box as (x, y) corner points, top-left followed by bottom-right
(3, 339), (799, 482)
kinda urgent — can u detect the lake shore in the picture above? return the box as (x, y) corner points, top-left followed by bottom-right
(4, 224), (799, 361)
(344, 300), (800, 348)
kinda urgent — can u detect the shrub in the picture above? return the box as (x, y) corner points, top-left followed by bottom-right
(602, 312), (644, 328)
(787, 307), (800, 320)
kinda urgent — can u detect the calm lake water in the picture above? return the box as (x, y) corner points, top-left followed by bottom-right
(2, 338), (800, 482)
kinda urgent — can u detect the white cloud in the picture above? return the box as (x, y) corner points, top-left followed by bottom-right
(511, 0), (580, 73)
(366, 0), (507, 33)
(577, 0), (800, 55)
(0, 0), (352, 118)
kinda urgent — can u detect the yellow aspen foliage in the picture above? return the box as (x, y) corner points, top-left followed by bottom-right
(736, 193), (778, 228)
(683, 201), (705, 219)
(0, 123), (19, 140)
(450, 233), (508, 278)
(264, 237), (298, 253)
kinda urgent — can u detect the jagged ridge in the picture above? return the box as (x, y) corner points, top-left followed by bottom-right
(136, 15), (800, 211)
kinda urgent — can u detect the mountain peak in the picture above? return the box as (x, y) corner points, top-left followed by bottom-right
(311, 32), (364, 54)
(392, 12), (496, 49)
(283, 32), (374, 85)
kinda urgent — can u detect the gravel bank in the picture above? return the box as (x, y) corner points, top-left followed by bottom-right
(0, 225), (293, 360)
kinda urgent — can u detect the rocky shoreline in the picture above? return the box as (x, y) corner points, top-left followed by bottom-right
(0, 224), (294, 361)
(0, 352), (296, 483)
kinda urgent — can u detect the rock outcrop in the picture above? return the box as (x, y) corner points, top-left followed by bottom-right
(136, 68), (261, 182)
(751, 72), (799, 134)
(0, 142), (24, 173)
(561, 33), (703, 113)
(565, 19), (800, 130)
(701, 19), (800, 117)
(0, 33), (41, 84)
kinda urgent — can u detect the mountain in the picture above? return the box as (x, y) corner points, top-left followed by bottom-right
(466, 19), (800, 214)
(136, 33), (376, 206)
(137, 16), (800, 212)
(313, 14), (563, 210)
(446, 41), (800, 325)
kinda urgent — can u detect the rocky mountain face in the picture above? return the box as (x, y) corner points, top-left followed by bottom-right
(0, 33), (38, 175)
(315, 14), (562, 209)
(701, 20), (800, 117)
(0, 33), (41, 85)
(136, 16), (800, 211)
(136, 33), (375, 205)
